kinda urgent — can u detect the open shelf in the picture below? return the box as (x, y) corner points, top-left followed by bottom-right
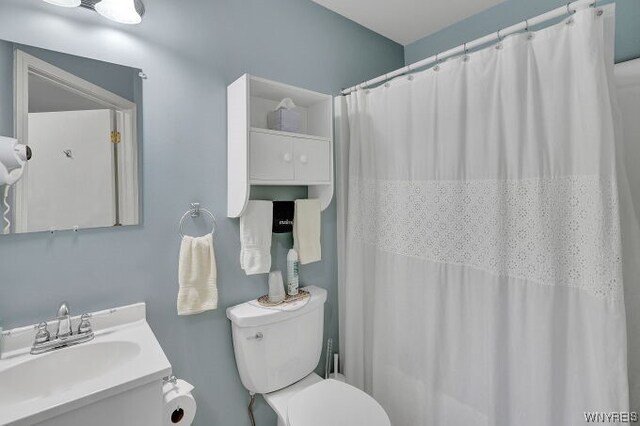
(248, 76), (332, 140)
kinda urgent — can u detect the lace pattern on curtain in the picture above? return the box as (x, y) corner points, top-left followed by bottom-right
(348, 174), (621, 297)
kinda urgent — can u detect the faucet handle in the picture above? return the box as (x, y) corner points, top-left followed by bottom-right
(77, 313), (92, 334)
(57, 302), (70, 318)
(34, 322), (50, 344)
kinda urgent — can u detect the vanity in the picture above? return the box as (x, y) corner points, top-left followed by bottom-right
(0, 303), (171, 426)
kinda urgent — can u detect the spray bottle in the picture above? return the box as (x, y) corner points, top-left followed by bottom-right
(287, 248), (300, 295)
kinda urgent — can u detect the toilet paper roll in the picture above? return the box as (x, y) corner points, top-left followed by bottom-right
(163, 379), (197, 426)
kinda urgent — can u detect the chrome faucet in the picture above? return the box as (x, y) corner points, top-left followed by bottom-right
(56, 302), (72, 338)
(30, 302), (94, 355)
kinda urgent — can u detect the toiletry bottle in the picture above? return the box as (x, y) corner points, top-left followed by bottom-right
(268, 270), (286, 303)
(287, 249), (300, 296)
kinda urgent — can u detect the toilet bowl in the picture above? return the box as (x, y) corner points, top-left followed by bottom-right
(264, 373), (389, 426)
(226, 286), (390, 426)
(264, 373), (384, 426)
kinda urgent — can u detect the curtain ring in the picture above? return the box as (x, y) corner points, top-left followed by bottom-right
(495, 30), (504, 50)
(566, 1), (576, 24)
(591, 0), (603, 16)
(405, 64), (414, 80)
(524, 18), (534, 39)
(463, 42), (470, 61)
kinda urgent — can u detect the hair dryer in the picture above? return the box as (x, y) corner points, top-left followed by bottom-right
(1, 136), (30, 234)
(0, 136), (29, 186)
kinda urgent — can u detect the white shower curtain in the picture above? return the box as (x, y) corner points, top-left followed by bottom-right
(337, 7), (636, 426)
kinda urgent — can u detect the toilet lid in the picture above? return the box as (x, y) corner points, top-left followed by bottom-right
(287, 379), (390, 426)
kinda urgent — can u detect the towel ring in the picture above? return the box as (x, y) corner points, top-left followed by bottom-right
(179, 203), (216, 238)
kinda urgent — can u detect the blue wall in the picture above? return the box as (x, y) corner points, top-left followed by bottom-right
(405, 0), (640, 65)
(0, 1), (403, 425)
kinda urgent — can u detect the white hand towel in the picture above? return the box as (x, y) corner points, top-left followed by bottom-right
(240, 200), (273, 275)
(293, 199), (321, 264)
(177, 233), (217, 315)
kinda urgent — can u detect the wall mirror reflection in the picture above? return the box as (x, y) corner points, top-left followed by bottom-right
(0, 41), (142, 235)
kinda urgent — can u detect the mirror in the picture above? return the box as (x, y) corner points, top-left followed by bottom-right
(0, 41), (142, 235)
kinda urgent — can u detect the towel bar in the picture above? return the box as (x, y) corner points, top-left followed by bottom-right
(178, 203), (216, 237)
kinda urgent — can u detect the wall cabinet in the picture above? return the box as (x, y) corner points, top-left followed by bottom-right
(249, 129), (331, 183)
(227, 74), (333, 217)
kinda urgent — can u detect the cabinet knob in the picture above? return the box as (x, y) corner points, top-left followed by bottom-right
(299, 155), (308, 164)
(283, 153), (292, 163)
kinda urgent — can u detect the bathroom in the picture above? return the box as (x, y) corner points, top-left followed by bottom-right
(0, 0), (639, 425)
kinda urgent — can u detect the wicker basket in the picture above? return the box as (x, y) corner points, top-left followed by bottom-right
(257, 289), (310, 307)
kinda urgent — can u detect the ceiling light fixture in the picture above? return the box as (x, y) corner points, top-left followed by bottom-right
(43, 0), (81, 7)
(94, 0), (144, 25)
(41, 0), (145, 25)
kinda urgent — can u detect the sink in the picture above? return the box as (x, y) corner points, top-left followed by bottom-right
(0, 303), (171, 426)
(0, 341), (140, 406)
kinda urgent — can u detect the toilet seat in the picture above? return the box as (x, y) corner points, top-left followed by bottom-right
(287, 379), (390, 426)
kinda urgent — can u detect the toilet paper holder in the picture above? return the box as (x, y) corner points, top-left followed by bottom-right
(163, 375), (195, 425)
(163, 375), (178, 385)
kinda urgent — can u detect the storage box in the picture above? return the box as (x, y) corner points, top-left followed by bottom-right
(267, 108), (301, 133)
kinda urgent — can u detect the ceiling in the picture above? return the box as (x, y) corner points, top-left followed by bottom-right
(312, 0), (505, 46)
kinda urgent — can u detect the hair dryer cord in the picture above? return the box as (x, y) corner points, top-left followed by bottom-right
(3, 185), (11, 234)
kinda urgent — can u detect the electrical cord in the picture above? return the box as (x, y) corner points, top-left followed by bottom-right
(3, 185), (11, 234)
(248, 392), (256, 426)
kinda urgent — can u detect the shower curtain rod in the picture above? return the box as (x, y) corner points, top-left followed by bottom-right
(341, 0), (599, 95)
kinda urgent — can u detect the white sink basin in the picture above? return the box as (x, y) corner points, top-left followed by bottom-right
(0, 303), (171, 426)
(0, 341), (140, 406)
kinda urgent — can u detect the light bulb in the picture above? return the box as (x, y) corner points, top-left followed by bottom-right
(94, 0), (142, 25)
(43, 0), (81, 7)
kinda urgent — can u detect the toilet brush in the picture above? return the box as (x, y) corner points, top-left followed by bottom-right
(324, 338), (333, 379)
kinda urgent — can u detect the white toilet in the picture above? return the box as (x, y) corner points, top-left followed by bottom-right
(226, 286), (390, 426)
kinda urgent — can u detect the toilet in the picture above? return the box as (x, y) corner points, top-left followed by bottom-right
(226, 286), (390, 426)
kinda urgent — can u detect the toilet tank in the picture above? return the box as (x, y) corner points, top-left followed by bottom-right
(226, 286), (327, 394)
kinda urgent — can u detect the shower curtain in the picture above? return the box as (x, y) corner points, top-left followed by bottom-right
(337, 7), (638, 426)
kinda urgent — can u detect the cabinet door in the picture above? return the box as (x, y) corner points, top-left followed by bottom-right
(249, 131), (295, 181)
(293, 139), (331, 183)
